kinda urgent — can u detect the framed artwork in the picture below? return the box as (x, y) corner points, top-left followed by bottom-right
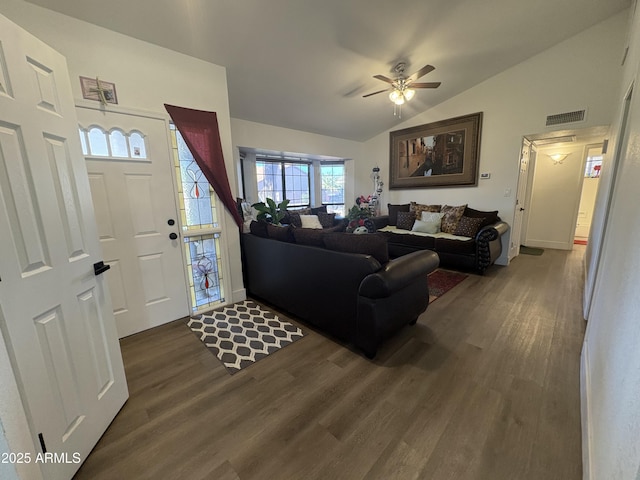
(389, 112), (483, 189)
(80, 76), (118, 105)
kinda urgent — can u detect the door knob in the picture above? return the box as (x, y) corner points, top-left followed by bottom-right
(519, 207), (525, 211)
(169, 233), (178, 240)
(167, 219), (175, 226)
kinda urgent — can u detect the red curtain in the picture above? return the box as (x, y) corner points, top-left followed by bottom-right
(165, 104), (243, 228)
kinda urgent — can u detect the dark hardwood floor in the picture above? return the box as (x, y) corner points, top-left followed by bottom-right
(73, 246), (586, 480)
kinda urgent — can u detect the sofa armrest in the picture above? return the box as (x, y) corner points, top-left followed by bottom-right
(359, 250), (439, 298)
(475, 221), (509, 272)
(475, 220), (509, 242)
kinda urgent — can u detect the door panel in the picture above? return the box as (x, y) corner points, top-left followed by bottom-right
(0, 13), (127, 480)
(77, 108), (189, 338)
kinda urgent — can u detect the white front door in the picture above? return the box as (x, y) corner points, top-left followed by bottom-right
(509, 140), (531, 259)
(77, 108), (190, 338)
(0, 14), (127, 480)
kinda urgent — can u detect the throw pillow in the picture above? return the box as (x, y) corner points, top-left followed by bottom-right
(412, 218), (440, 234)
(317, 211), (336, 228)
(421, 211), (446, 225)
(464, 207), (500, 228)
(396, 211), (416, 230)
(387, 203), (410, 226)
(284, 207), (312, 227)
(410, 201), (441, 222)
(266, 224), (294, 242)
(323, 232), (389, 264)
(454, 216), (485, 237)
(440, 204), (467, 234)
(310, 205), (328, 215)
(300, 214), (323, 229)
(292, 227), (325, 247)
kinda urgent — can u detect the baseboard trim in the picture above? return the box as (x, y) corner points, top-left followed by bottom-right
(581, 342), (593, 480)
(232, 288), (247, 304)
(523, 239), (572, 250)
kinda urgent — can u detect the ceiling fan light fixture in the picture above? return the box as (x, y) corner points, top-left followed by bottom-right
(389, 89), (404, 105)
(404, 88), (415, 101)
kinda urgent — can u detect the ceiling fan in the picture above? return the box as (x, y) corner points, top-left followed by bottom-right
(363, 62), (441, 115)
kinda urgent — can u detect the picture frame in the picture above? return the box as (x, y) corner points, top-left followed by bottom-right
(389, 112), (483, 189)
(79, 76), (118, 105)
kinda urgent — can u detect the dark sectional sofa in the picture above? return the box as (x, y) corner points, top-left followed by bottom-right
(241, 230), (439, 358)
(375, 203), (509, 274)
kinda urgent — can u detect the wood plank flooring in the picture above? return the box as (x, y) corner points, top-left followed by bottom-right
(73, 247), (586, 480)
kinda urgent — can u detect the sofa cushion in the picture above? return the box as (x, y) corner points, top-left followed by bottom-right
(318, 211), (336, 228)
(435, 237), (476, 255)
(292, 227), (326, 247)
(324, 232), (389, 264)
(382, 230), (436, 249)
(410, 202), (441, 221)
(300, 214), (323, 229)
(387, 203), (410, 226)
(464, 207), (500, 228)
(396, 211), (416, 230)
(267, 223), (295, 242)
(454, 216), (485, 237)
(249, 220), (269, 238)
(440, 204), (467, 234)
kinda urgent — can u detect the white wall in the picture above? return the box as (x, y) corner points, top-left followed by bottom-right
(360, 12), (627, 265)
(230, 118), (364, 209)
(524, 144), (586, 249)
(582, 3), (640, 479)
(0, 0), (246, 304)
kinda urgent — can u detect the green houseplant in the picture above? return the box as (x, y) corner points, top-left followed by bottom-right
(251, 198), (290, 225)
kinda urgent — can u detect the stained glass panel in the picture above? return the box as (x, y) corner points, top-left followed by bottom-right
(184, 234), (224, 311)
(109, 129), (128, 157)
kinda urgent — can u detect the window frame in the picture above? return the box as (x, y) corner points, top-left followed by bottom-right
(255, 157), (311, 208)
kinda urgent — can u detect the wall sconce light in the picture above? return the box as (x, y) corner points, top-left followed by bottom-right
(548, 153), (569, 165)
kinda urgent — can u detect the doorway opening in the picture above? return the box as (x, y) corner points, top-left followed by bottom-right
(511, 126), (608, 257)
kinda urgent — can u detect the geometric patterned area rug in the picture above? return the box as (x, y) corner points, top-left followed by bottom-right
(428, 269), (469, 304)
(187, 300), (304, 375)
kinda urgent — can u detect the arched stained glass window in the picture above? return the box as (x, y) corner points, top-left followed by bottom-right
(87, 127), (109, 156)
(109, 129), (128, 157)
(129, 132), (147, 158)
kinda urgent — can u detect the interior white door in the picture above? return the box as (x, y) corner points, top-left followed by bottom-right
(76, 108), (189, 338)
(509, 140), (531, 259)
(0, 13), (127, 480)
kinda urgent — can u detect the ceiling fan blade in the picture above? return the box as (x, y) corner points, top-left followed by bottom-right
(406, 64), (435, 84)
(410, 82), (441, 89)
(373, 74), (395, 84)
(363, 88), (391, 98)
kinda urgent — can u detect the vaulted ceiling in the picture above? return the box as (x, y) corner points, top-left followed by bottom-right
(26, 0), (631, 141)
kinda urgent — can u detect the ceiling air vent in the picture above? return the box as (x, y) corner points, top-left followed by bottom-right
(545, 109), (586, 126)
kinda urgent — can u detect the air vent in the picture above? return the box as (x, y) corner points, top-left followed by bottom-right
(545, 110), (586, 126)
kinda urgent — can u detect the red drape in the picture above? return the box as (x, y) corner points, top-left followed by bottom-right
(165, 104), (243, 229)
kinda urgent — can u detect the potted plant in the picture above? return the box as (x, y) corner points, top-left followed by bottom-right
(346, 199), (374, 233)
(251, 198), (290, 225)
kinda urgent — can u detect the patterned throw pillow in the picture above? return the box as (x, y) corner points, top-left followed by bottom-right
(285, 207), (312, 227)
(317, 211), (336, 228)
(410, 202), (441, 222)
(440, 204), (467, 234)
(396, 211), (416, 230)
(387, 203), (410, 226)
(454, 216), (485, 237)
